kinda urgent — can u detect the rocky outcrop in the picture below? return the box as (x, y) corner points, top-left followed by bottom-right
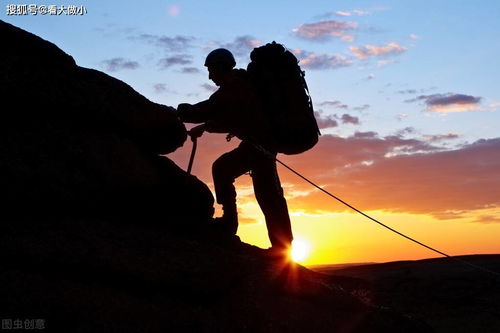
(0, 20), (433, 332)
(0, 20), (213, 224)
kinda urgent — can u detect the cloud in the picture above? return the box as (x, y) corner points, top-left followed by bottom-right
(181, 67), (200, 74)
(318, 101), (369, 112)
(315, 112), (339, 129)
(201, 83), (218, 92)
(319, 100), (348, 109)
(280, 135), (500, 219)
(335, 9), (370, 17)
(335, 11), (352, 17)
(409, 34), (420, 40)
(292, 20), (359, 42)
(353, 131), (378, 139)
(352, 104), (370, 112)
(472, 214), (500, 224)
(317, 7), (389, 19)
(406, 93), (482, 113)
(153, 83), (167, 94)
(397, 89), (417, 94)
(394, 127), (417, 137)
(315, 112), (360, 127)
(133, 34), (195, 52)
(396, 113), (409, 121)
(292, 49), (353, 70)
(212, 35), (261, 57)
(423, 133), (460, 142)
(488, 102), (500, 112)
(157, 54), (192, 69)
(376, 58), (399, 67)
(350, 42), (407, 59)
(101, 57), (139, 72)
(341, 114), (360, 125)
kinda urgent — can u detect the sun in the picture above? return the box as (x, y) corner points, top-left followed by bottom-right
(290, 238), (311, 263)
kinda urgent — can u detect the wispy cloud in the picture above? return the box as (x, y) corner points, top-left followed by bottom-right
(489, 102), (500, 112)
(180, 67), (200, 74)
(397, 89), (417, 95)
(353, 104), (370, 112)
(132, 33), (195, 52)
(201, 83), (217, 92)
(376, 58), (399, 67)
(314, 111), (359, 128)
(472, 214), (500, 224)
(211, 35), (261, 57)
(319, 100), (348, 109)
(397, 87), (437, 95)
(396, 113), (409, 121)
(406, 93), (482, 113)
(292, 20), (359, 42)
(292, 49), (353, 70)
(316, 8), (386, 19)
(394, 127), (417, 137)
(350, 42), (407, 59)
(423, 133), (460, 142)
(341, 114), (360, 125)
(334, 9), (370, 17)
(318, 100), (369, 112)
(315, 112), (339, 129)
(153, 83), (168, 94)
(157, 54), (192, 69)
(101, 57), (139, 72)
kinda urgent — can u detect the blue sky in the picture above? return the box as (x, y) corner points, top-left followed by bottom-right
(4, 0), (499, 144)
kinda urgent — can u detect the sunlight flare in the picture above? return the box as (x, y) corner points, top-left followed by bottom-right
(291, 238), (311, 263)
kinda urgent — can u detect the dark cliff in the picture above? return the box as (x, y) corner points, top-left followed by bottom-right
(0, 20), (213, 224)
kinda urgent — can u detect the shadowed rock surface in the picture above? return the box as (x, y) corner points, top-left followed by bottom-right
(0, 20), (434, 332)
(0, 20), (213, 225)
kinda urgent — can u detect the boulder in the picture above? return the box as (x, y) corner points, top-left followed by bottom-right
(0, 20), (214, 225)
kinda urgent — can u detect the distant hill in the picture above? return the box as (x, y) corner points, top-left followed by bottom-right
(312, 255), (500, 333)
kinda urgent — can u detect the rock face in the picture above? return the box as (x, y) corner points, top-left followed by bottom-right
(0, 20), (433, 332)
(0, 20), (213, 225)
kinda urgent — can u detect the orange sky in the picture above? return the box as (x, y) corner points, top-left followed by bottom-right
(168, 132), (500, 266)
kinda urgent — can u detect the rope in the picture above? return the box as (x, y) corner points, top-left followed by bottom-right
(194, 135), (499, 277)
(242, 143), (500, 278)
(274, 157), (500, 277)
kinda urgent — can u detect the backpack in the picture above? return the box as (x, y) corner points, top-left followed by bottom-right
(247, 41), (320, 155)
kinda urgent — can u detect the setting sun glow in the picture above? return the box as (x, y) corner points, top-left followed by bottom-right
(291, 239), (311, 263)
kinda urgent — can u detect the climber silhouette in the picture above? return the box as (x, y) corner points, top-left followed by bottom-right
(177, 48), (293, 256)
